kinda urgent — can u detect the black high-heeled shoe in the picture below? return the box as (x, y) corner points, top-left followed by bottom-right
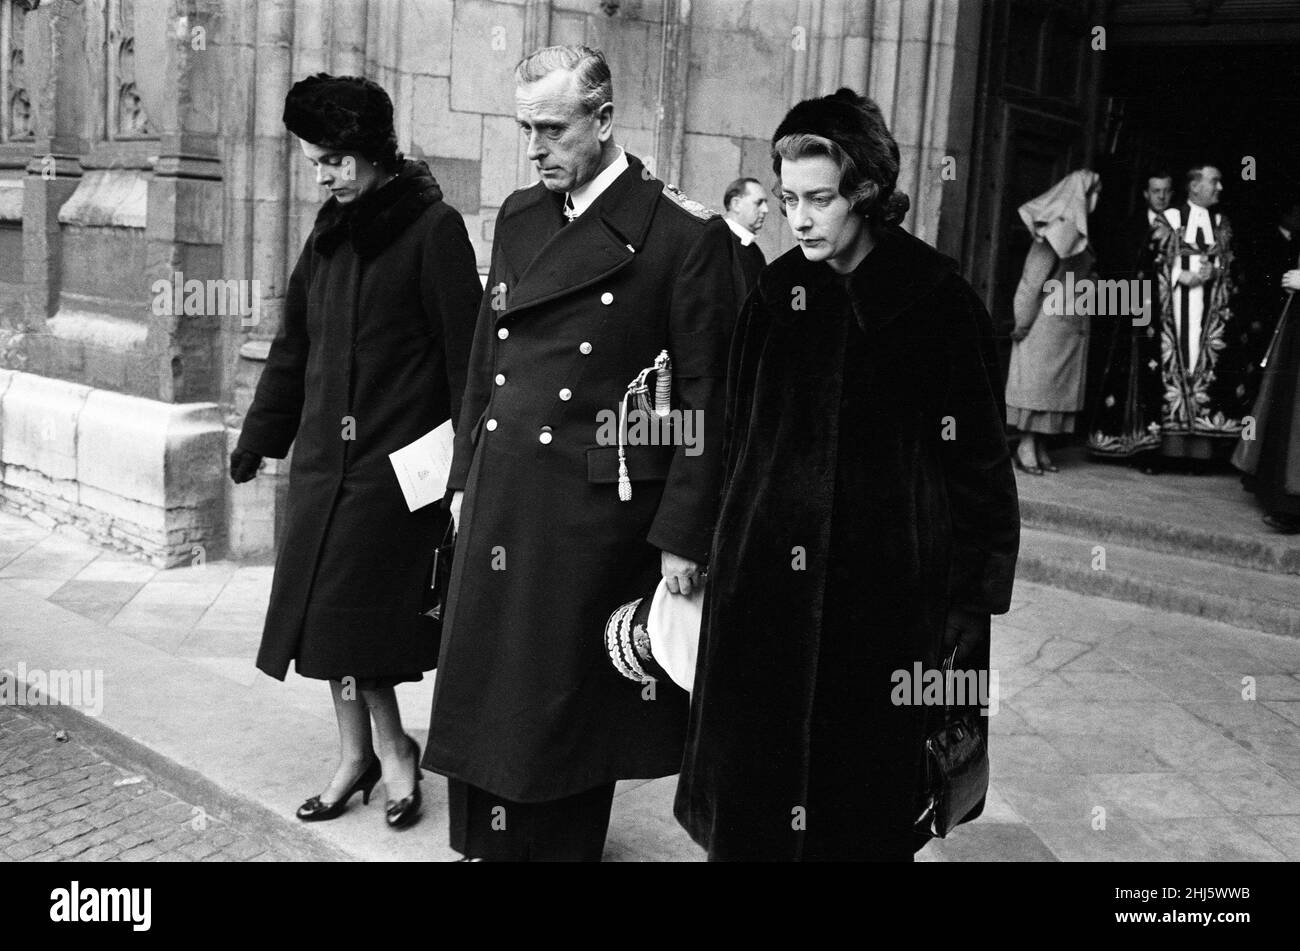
(297, 757), (382, 822)
(385, 734), (424, 830)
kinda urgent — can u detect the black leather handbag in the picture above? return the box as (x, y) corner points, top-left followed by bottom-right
(419, 514), (456, 664)
(915, 647), (989, 838)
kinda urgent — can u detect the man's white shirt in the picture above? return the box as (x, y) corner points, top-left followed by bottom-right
(565, 147), (629, 219)
(724, 216), (757, 246)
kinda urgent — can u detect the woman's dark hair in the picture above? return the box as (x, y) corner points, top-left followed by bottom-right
(770, 88), (909, 226)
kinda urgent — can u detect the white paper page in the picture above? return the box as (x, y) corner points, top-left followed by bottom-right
(388, 419), (455, 512)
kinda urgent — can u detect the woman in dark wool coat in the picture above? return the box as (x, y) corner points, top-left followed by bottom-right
(230, 75), (482, 830)
(674, 89), (1020, 861)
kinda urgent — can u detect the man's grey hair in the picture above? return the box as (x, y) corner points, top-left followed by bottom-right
(515, 45), (613, 114)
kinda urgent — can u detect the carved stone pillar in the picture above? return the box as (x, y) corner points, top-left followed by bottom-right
(226, 0), (294, 556)
(835, 0), (983, 250)
(1, 1), (40, 345)
(146, 0), (225, 405)
(652, 0), (690, 187)
(21, 0), (88, 332)
(1, 0), (227, 567)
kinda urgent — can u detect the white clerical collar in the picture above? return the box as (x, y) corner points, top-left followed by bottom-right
(1184, 201), (1213, 236)
(724, 216), (756, 246)
(566, 147), (629, 219)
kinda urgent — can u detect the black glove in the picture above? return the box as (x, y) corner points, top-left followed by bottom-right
(229, 448), (263, 484)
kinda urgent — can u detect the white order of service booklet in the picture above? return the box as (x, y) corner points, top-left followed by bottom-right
(388, 419), (455, 511)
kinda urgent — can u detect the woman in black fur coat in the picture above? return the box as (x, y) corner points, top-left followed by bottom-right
(675, 89), (1020, 861)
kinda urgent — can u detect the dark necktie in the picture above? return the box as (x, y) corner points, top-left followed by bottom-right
(563, 194), (577, 225)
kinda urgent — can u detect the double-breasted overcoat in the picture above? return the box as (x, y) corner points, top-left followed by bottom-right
(238, 160), (482, 682)
(421, 153), (742, 802)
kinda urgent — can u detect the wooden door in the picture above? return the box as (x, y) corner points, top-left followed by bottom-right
(963, 0), (1104, 382)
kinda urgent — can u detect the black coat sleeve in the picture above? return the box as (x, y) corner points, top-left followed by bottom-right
(237, 240), (313, 459)
(646, 216), (743, 564)
(940, 277), (1021, 614)
(422, 205), (484, 431)
(446, 206), (507, 493)
(717, 283), (766, 499)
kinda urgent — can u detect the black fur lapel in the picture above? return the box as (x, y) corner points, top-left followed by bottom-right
(313, 158), (444, 258)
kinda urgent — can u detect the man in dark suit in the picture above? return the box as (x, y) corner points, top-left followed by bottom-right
(422, 44), (741, 861)
(722, 176), (769, 294)
(1133, 170), (1174, 274)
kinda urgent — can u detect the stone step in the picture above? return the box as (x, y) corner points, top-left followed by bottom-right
(1017, 526), (1300, 639)
(1020, 496), (1300, 577)
(1011, 447), (1300, 578)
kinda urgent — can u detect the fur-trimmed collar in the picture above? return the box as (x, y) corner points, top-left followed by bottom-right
(760, 225), (957, 330)
(312, 158), (444, 258)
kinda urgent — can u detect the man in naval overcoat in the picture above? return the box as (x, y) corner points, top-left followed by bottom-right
(422, 44), (742, 861)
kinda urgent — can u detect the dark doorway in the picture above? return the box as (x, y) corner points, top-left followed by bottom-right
(1094, 42), (1300, 272)
(963, 0), (1102, 349)
(1087, 40), (1300, 423)
(964, 1), (1300, 438)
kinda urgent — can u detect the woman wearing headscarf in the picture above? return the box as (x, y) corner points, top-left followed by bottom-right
(674, 89), (1020, 861)
(1005, 170), (1101, 474)
(230, 74), (482, 830)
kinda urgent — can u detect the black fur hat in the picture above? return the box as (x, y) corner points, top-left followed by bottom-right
(772, 87), (909, 225)
(283, 73), (398, 166)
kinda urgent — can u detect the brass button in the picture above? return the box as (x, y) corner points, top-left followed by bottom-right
(600, 292), (614, 305)
(495, 373), (506, 386)
(559, 388), (572, 401)
(497, 327), (509, 340)
(538, 426), (553, 445)
(485, 418), (498, 432)
(579, 341), (592, 355)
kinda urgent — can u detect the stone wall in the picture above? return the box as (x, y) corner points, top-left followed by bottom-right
(1, 0), (983, 564)
(239, 0), (980, 275)
(0, 368), (225, 566)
